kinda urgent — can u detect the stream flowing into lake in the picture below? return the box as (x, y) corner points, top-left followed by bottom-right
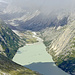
(13, 32), (70, 75)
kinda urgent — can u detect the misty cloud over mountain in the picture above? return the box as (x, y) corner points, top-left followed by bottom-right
(3, 0), (75, 14)
(0, 0), (75, 31)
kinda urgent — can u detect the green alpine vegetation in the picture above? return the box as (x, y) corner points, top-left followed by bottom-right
(0, 20), (25, 59)
(0, 20), (41, 75)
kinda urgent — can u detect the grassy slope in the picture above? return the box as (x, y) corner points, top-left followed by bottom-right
(0, 54), (40, 75)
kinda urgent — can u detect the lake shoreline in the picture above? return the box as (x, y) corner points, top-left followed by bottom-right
(13, 32), (70, 75)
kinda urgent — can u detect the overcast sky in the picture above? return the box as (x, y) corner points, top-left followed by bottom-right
(1, 0), (75, 14)
(10, 0), (75, 9)
(0, 0), (75, 8)
(0, 0), (12, 3)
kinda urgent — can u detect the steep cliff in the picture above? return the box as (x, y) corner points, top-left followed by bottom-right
(49, 22), (75, 74)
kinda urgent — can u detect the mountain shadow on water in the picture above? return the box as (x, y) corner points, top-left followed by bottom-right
(24, 62), (69, 75)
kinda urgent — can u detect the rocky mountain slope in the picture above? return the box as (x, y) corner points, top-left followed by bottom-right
(0, 20), (41, 75)
(49, 24), (75, 75)
(0, 20), (25, 59)
(40, 16), (75, 75)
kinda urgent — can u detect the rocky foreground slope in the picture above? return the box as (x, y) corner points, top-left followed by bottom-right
(0, 54), (40, 75)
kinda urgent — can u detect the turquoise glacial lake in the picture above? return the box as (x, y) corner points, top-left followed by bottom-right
(13, 41), (70, 75)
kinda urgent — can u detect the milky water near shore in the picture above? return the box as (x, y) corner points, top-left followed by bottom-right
(13, 32), (70, 75)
